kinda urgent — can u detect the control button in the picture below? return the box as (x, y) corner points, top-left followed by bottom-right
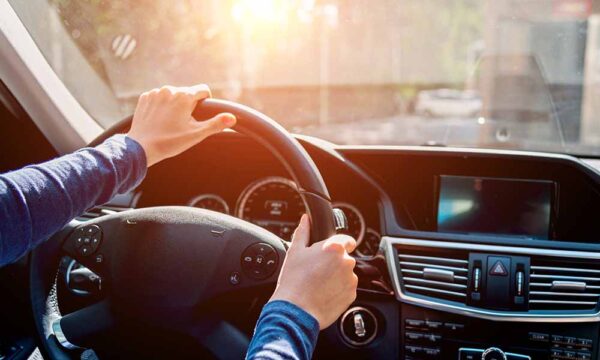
(482, 347), (507, 360)
(489, 260), (508, 276)
(404, 345), (422, 356)
(444, 322), (464, 331)
(405, 319), (425, 327)
(528, 332), (549, 342)
(228, 271), (241, 285)
(423, 333), (441, 343)
(552, 335), (565, 344)
(422, 347), (440, 357)
(516, 271), (524, 296)
(550, 349), (564, 358)
(563, 350), (577, 359)
(75, 237), (84, 248)
(405, 332), (423, 341)
(577, 352), (592, 360)
(78, 245), (92, 256)
(425, 320), (442, 329)
(94, 254), (104, 264)
(565, 337), (578, 346)
(473, 267), (481, 291)
(577, 338), (593, 348)
(241, 243), (278, 280)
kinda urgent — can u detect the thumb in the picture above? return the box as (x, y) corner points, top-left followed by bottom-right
(290, 214), (310, 249)
(193, 113), (236, 135)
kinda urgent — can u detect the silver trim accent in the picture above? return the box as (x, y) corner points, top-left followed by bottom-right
(382, 236), (600, 322)
(332, 202), (366, 245)
(423, 267), (456, 282)
(51, 318), (83, 350)
(339, 306), (378, 347)
(188, 194), (230, 215)
(551, 281), (587, 291)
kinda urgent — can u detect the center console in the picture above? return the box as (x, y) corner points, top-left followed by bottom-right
(402, 304), (596, 360)
(382, 237), (600, 360)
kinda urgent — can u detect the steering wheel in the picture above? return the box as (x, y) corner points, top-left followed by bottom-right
(29, 99), (338, 359)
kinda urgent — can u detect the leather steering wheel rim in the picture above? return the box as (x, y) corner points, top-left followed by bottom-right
(30, 98), (336, 360)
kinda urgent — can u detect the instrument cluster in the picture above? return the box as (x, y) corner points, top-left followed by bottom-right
(187, 176), (381, 255)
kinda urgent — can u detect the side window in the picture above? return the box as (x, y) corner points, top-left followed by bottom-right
(0, 81), (57, 172)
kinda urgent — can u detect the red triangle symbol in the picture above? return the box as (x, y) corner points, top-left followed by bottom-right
(490, 260), (508, 276)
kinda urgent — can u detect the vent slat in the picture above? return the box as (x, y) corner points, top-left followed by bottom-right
(404, 285), (466, 298)
(403, 277), (468, 290)
(531, 266), (600, 274)
(530, 274), (600, 282)
(398, 254), (469, 265)
(530, 291), (600, 298)
(399, 261), (468, 273)
(529, 300), (598, 306)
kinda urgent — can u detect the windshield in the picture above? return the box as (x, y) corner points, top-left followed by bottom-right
(8, 0), (600, 155)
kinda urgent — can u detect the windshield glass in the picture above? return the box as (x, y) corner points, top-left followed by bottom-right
(8, 0), (600, 155)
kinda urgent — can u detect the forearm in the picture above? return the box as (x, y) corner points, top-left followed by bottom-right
(0, 134), (146, 266)
(246, 300), (320, 360)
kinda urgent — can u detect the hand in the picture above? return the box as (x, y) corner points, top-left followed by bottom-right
(270, 214), (358, 330)
(127, 84), (236, 167)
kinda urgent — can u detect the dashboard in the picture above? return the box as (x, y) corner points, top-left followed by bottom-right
(65, 132), (600, 360)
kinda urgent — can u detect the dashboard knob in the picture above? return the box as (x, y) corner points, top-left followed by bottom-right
(481, 347), (507, 360)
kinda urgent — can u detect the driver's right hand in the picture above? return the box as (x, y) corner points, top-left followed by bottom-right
(269, 214), (358, 329)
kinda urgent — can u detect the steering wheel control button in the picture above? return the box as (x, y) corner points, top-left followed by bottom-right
(241, 243), (278, 280)
(228, 271), (241, 285)
(340, 306), (378, 347)
(78, 245), (92, 256)
(70, 225), (103, 257)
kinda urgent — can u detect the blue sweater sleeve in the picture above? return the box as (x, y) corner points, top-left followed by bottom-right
(246, 300), (320, 360)
(0, 134), (147, 266)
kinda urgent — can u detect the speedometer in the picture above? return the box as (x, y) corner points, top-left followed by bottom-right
(332, 202), (366, 246)
(236, 177), (306, 241)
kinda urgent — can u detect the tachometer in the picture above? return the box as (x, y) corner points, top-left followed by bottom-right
(332, 202), (366, 246)
(236, 177), (306, 241)
(188, 194), (229, 214)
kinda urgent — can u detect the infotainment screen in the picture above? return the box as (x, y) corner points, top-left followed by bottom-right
(436, 176), (554, 239)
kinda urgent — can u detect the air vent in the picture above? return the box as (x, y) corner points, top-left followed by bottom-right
(396, 247), (469, 303)
(77, 205), (129, 221)
(529, 257), (600, 311)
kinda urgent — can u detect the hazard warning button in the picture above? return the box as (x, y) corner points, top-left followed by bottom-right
(489, 259), (508, 276)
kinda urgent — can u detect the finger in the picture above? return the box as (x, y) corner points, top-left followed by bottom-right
(193, 113), (236, 135)
(290, 214), (310, 249)
(321, 234), (357, 253)
(187, 84), (212, 102)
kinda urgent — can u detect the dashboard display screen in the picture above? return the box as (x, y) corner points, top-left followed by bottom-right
(437, 176), (554, 239)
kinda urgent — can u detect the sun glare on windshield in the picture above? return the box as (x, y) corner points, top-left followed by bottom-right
(9, 0), (600, 156)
